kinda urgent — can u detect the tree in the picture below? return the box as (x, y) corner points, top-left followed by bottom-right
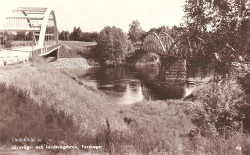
(59, 30), (70, 41)
(128, 20), (144, 42)
(95, 26), (133, 65)
(70, 27), (83, 41)
(80, 32), (99, 42)
(182, 0), (250, 75)
(149, 25), (170, 34)
(14, 31), (26, 41)
(183, 0), (250, 136)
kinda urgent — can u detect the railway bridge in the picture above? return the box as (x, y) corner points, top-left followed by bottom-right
(133, 32), (199, 83)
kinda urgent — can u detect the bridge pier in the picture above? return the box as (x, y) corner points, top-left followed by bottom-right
(161, 57), (187, 83)
(55, 48), (59, 59)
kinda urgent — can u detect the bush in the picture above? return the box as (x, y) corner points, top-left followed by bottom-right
(237, 73), (250, 132)
(94, 26), (133, 66)
(4, 40), (12, 49)
(191, 80), (247, 137)
(119, 100), (197, 154)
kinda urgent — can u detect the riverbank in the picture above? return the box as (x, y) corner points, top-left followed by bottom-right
(59, 41), (100, 67)
(1, 57), (250, 154)
(51, 58), (91, 69)
(0, 57), (126, 131)
(0, 57), (193, 154)
(1, 40), (250, 154)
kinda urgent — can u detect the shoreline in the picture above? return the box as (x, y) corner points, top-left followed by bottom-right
(51, 57), (92, 69)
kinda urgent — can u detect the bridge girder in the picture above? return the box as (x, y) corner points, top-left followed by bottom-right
(142, 32), (181, 57)
(141, 32), (205, 59)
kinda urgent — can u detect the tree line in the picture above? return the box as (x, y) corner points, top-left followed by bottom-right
(58, 20), (177, 66)
(59, 27), (98, 42)
(59, 20), (172, 43)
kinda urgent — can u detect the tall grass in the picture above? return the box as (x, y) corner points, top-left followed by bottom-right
(0, 57), (127, 141)
(119, 100), (197, 154)
(118, 99), (250, 155)
(0, 83), (77, 146)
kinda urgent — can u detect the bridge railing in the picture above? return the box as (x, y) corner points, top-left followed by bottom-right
(44, 41), (57, 47)
(31, 44), (61, 58)
(46, 44), (61, 53)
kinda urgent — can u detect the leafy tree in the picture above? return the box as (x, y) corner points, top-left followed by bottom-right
(183, 0), (250, 137)
(80, 32), (99, 42)
(95, 26), (133, 65)
(70, 26), (83, 41)
(237, 73), (250, 133)
(14, 31), (26, 41)
(149, 25), (170, 34)
(191, 81), (246, 137)
(182, 0), (250, 76)
(140, 25), (171, 41)
(128, 20), (144, 42)
(59, 30), (70, 41)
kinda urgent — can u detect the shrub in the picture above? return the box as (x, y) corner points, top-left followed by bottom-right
(237, 73), (250, 132)
(4, 40), (12, 49)
(119, 100), (197, 154)
(191, 80), (247, 137)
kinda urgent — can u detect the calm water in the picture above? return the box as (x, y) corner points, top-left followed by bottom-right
(66, 66), (210, 104)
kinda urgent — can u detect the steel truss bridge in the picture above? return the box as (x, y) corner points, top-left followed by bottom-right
(0, 7), (61, 66)
(141, 32), (202, 58)
(137, 31), (250, 82)
(135, 32), (200, 82)
(132, 31), (203, 68)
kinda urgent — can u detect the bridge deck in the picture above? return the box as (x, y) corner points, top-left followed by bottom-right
(0, 44), (61, 66)
(0, 50), (30, 66)
(10, 46), (41, 52)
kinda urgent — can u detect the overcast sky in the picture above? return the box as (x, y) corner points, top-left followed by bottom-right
(0, 0), (186, 33)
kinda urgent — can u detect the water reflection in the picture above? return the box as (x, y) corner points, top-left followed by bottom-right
(66, 66), (205, 104)
(122, 82), (144, 104)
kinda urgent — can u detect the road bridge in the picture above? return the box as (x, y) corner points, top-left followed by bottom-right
(0, 7), (61, 66)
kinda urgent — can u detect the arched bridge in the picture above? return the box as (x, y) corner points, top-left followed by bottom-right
(0, 7), (61, 65)
(141, 32), (199, 58)
(134, 32), (198, 83)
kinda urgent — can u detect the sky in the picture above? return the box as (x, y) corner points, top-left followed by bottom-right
(0, 0), (186, 33)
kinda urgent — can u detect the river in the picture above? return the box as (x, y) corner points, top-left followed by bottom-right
(65, 65), (212, 104)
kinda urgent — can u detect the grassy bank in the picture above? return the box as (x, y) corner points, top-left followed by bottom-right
(118, 100), (197, 154)
(58, 41), (99, 66)
(0, 58), (126, 143)
(0, 57), (196, 154)
(1, 55), (250, 154)
(0, 82), (76, 145)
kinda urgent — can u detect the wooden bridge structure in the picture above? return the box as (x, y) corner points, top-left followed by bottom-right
(0, 7), (61, 66)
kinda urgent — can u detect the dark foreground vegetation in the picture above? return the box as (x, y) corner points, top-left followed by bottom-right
(0, 82), (76, 145)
